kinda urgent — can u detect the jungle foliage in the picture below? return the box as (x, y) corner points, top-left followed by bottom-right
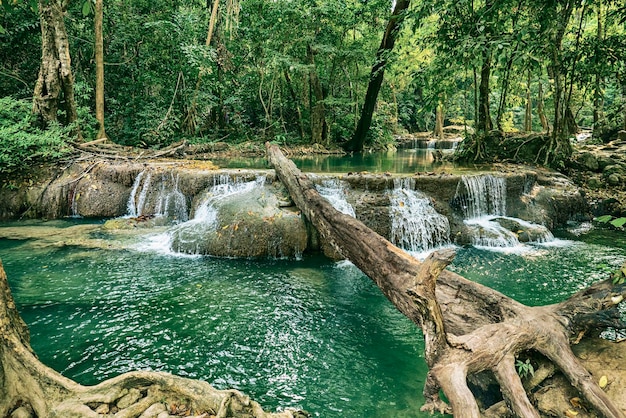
(0, 0), (625, 163)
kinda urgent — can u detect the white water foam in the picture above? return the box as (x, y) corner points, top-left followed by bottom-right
(457, 174), (555, 249)
(390, 178), (450, 253)
(315, 179), (356, 217)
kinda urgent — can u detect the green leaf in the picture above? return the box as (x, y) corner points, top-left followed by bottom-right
(82, 0), (93, 17)
(610, 217), (626, 228)
(0, 24), (5, 35)
(595, 215), (613, 223)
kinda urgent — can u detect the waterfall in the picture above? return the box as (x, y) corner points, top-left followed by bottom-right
(456, 174), (554, 248)
(127, 170), (152, 217)
(154, 173), (188, 222)
(127, 170), (189, 221)
(166, 175), (265, 255)
(389, 178), (450, 253)
(456, 174), (506, 219)
(316, 179), (355, 217)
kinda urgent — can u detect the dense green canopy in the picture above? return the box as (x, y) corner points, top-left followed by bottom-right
(1, 0), (625, 157)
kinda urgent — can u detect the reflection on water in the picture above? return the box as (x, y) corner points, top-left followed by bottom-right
(0, 221), (625, 417)
(213, 149), (474, 174)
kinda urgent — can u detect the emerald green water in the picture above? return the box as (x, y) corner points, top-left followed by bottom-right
(1, 221), (625, 417)
(213, 149), (470, 174)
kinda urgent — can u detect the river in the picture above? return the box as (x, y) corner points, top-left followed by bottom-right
(0, 219), (624, 417)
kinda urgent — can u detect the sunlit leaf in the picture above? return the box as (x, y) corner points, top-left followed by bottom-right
(599, 375), (608, 388)
(610, 217), (626, 228)
(82, 0), (93, 16)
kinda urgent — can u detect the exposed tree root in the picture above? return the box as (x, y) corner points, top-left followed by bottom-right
(0, 261), (301, 417)
(266, 142), (626, 418)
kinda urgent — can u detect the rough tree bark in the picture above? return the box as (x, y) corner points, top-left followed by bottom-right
(307, 45), (328, 145)
(32, 0), (80, 135)
(266, 142), (626, 418)
(0, 260), (299, 417)
(524, 70), (532, 132)
(477, 51), (493, 133)
(95, 0), (107, 140)
(344, 0), (410, 152)
(434, 99), (444, 140)
(537, 80), (550, 133)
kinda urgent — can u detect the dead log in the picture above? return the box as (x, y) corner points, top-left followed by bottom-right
(0, 260), (299, 417)
(266, 142), (626, 418)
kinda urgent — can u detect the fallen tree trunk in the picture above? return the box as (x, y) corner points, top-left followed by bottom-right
(266, 142), (626, 417)
(0, 261), (299, 417)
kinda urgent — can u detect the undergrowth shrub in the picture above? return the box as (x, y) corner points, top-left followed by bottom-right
(0, 97), (73, 174)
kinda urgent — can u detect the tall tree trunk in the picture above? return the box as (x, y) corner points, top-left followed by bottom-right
(545, 0), (575, 164)
(95, 0), (107, 140)
(524, 70), (532, 132)
(477, 51), (493, 133)
(593, 0), (605, 138)
(434, 99), (444, 140)
(344, 0), (410, 152)
(266, 142), (625, 418)
(622, 73), (626, 130)
(32, 0), (80, 137)
(537, 80), (549, 133)
(284, 69), (305, 139)
(307, 45), (328, 145)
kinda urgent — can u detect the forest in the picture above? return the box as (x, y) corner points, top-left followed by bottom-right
(1, 1), (626, 418)
(1, 0), (626, 170)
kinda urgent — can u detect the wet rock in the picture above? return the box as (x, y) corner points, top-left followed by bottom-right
(607, 173), (623, 186)
(603, 164), (626, 177)
(575, 152), (599, 172)
(597, 155), (618, 171)
(170, 183), (308, 258)
(534, 338), (626, 417)
(586, 175), (603, 190)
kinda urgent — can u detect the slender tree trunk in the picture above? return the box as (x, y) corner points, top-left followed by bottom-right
(621, 73), (626, 130)
(593, 0), (605, 138)
(545, 0), (575, 163)
(524, 70), (532, 132)
(434, 99), (444, 140)
(307, 45), (328, 145)
(95, 0), (107, 140)
(32, 0), (80, 137)
(537, 80), (549, 133)
(473, 67), (479, 129)
(477, 51), (493, 133)
(344, 0), (410, 152)
(283, 69), (305, 139)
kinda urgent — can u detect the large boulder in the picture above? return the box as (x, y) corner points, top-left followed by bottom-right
(170, 183), (308, 258)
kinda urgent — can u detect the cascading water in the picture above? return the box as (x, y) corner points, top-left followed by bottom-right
(457, 174), (507, 219)
(389, 178), (450, 253)
(154, 173), (188, 222)
(456, 174), (554, 248)
(127, 170), (188, 222)
(315, 179), (356, 217)
(127, 170), (151, 217)
(142, 175), (265, 256)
